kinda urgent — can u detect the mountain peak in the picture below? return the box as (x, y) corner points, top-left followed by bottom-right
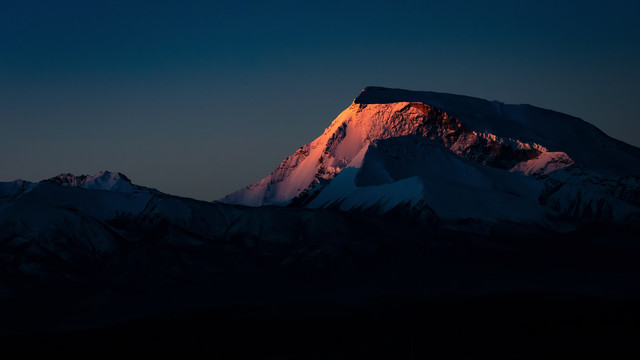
(43, 171), (136, 192)
(221, 87), (640, 225)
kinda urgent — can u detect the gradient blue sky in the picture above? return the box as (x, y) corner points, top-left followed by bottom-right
(1, 0), (639, 200)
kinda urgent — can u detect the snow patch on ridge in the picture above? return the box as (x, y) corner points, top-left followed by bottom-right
(307, 167), (424, 211)
(511, 152), (575, 176)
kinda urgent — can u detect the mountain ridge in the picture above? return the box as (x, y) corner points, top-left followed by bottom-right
(1, 171), (154, 199)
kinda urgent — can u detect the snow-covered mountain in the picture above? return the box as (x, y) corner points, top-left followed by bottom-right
(2, 90), (640, 354)
(221, 86), (640, 226)
(43, 171), (142, 192)
(1, 171), (151, 200)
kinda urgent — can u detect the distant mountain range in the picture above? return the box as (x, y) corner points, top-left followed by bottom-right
(2, 87), (640, 358)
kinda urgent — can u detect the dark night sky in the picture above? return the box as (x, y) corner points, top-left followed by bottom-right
(1, 0), (639, 200)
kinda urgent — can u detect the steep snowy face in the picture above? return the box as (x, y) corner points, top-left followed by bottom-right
(221, 87), (640, 224)
(222, 101), (544, 206)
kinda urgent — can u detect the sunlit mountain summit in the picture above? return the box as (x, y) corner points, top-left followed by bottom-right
(222, 86), (640, 227)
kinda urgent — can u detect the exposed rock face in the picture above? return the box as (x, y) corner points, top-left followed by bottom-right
(44, 173), (91, 187)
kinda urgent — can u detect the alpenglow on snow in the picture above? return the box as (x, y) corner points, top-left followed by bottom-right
(220, 86), (640, 225)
